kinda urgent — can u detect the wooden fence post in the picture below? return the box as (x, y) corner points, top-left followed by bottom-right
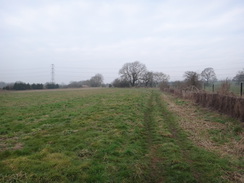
(212, 84), (214, 93)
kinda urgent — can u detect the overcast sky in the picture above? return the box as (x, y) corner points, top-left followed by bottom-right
(0, 0), (243, 84)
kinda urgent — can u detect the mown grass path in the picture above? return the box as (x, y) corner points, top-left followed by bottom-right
(0, 88), (242, 182)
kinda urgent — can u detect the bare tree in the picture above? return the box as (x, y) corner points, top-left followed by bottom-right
(153, 72), (170, 87)
(90, 73), (104, 87)
(112, 78), (130, 87)
(119, 61), (147, 87)
(184, 71), (202, 89)
(68, 81), (83, 88)
(142, 71), (154, 87)
(142, 71), (170, 87)
(233, 68), (244, 84)
(201, 67), (217, 86)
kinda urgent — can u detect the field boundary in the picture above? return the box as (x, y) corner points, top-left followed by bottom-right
(161, 93), (244, 182)
(163, 88), (244, 122)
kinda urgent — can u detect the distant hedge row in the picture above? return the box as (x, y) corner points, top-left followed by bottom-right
(3, 82), (59, 90)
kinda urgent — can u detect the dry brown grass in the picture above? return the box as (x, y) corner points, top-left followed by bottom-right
(161, 93), (244, 160)
(162, 93), (244, 182)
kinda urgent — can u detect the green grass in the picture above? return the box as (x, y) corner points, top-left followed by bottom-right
(143, 91), (238, 182)
(0, 89), (149, 182)
(0, 88), (242, 182)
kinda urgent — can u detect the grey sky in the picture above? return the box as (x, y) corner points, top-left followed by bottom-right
(0, 0), (243, 84)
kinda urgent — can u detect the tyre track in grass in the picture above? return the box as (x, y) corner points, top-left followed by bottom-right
(155, 93), (202, 182)
(143, 90), (198, 182)
(143, 90), (237, 183)
(143, 91), (164, 183)
(159, 92), (243, 183)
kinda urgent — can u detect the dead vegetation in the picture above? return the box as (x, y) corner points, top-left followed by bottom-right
(163, 87), (244, 122)
(161, 93), (243, 160)
(161, 93), (244, 183)
(217, 80), (232, 95)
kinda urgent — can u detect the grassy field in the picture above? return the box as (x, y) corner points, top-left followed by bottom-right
(0, 88), (243, 182)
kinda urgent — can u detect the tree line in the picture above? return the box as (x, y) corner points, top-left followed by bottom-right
(66, 74), (104, 88)
(2, 82), (59, 90)
(113, 61), (169, 88)
(1, 73), (104, 90)
(0, 63), (243, 90)
(113, 62), (244, 91)
(173, 67), (244, 90)
(112, 62), (243, 89)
